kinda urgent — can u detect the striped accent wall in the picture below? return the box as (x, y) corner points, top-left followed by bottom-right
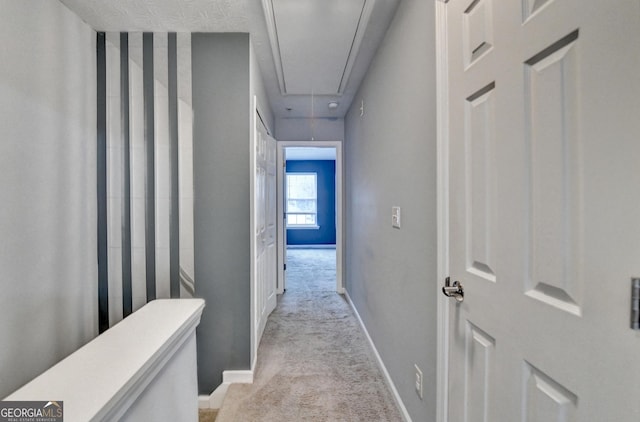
(98, 32), (195, 329)
(97, 33), (109, 333)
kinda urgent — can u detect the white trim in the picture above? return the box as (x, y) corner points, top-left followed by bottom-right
(208, 383), (231, 408)
(198, 384), (230, 410)
(223, 369), (254, 384)
(198, 395), (211, 409)
(210, 383), (230, 408)
(277, 140), (344, 294)
(261, 0), (375, 96)
(260, 0), (287, 94)
(286, 224), (320, 230)
(337, 0), (376, 94)
(277, 144), (286, 294)
(345, 292), (412, 422)
(250, 95), (258, 370)
(335, 142), (344, 294)
(435, 2), (450, 422)
(197, 381), (231, 409)
(197, 368), (256, 410)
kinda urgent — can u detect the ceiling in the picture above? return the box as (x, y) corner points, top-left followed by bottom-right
(58, 0), (399, 119)
(269, 0), (366, 95)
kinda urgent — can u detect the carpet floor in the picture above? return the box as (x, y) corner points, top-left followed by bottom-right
(198, 408), (218, 422)
(215, 248), (403, 422)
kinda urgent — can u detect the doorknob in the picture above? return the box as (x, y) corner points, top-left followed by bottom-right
(442, 277), (464, 303)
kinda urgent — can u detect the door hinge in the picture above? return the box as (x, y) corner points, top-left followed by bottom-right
(284, 263), (287, 271)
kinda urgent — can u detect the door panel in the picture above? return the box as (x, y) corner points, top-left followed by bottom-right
(523, 361), (577, 422)
(463, 322), (494, 422)
(446, 0), (640, 420)
(465, 82), (497, 283)
(526, 30), (582, 315)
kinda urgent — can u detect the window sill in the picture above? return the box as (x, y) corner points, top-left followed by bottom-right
(287, 225), (320, 230)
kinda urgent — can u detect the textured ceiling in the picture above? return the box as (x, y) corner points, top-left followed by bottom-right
(58, 0), (254, 32)
(58, 0), (399, 119)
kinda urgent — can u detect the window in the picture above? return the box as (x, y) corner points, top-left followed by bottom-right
(286, 173), (318, 228)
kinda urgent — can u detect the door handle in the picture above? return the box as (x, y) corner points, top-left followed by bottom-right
(442, 277), (464, 303)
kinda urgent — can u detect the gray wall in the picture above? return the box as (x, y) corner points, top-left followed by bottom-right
(344, 0), (438, 420)
(192, 33), (252, 394)
(0, 0), (98, 398)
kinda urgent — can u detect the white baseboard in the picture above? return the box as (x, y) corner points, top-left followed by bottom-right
(198, 382), (230, 409)
(223, 369), (254, 384)
(345, 291), (412, 422)
(198, 394), (213, 409)
(197, 369), (254, 409)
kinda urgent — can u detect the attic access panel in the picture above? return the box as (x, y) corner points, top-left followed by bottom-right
(272, 0), (366, 95)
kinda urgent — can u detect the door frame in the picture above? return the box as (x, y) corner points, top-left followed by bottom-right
(276, 140), (344, 294)
(250, 96), (277, 371)
(435, 1), (450, 422)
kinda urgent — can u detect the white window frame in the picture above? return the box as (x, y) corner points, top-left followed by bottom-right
(285, 172), (319, 229)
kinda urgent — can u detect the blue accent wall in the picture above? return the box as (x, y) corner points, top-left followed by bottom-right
(286, 160), (336, 245)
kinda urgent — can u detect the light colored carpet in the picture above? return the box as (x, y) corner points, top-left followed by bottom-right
(198, 408), (218, 422)
(215, 248), (403, 422)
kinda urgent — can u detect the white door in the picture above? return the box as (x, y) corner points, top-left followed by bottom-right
(444, 0), (640, 421)
(255, 116), (277, 344)
(265, 131), (278, 315)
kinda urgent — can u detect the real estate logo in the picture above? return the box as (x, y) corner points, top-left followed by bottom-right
(0, 401), (63, 422)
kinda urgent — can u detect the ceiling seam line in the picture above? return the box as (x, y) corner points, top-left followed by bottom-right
(338, 0), (368, 94)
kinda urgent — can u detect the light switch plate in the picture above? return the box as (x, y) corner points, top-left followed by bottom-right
(392, 206), (401, 229)
(415, 364), (423, 399)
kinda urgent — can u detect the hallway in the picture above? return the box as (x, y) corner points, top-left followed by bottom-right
(215, 248), (402, 421)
